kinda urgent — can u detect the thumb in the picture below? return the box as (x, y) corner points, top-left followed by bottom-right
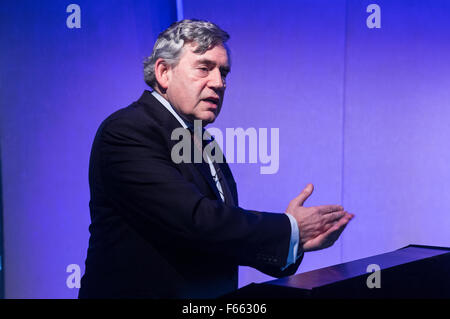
(295, 183), (314, 206)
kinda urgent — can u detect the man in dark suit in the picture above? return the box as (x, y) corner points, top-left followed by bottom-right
(79, 19), (353, 298)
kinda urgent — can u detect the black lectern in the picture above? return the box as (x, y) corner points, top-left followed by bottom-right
(225, 245), (450, 298)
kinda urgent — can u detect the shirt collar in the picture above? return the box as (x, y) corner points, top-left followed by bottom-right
(150, 90), (213, 145)
(151, 90), (192, 130)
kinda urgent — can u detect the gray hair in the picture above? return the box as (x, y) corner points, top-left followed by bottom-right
(143, 19), (230, 89)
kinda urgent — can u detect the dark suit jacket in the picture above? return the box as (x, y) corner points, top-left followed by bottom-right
(79, 90), (302, 298)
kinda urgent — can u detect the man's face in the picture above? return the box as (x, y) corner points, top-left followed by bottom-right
(165, 43), (230, 125)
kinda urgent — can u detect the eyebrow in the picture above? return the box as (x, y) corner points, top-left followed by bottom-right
(196, 59), (230, 74)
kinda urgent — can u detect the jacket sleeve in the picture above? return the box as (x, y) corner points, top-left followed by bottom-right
(254, 252), (303, 278)
(95, 116), (300, 273)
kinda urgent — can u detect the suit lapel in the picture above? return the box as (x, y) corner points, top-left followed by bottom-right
(193, 161), (224, 201)
(136, 90), (232, 204)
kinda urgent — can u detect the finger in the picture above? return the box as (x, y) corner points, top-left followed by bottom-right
(320, 213), (352, 239)
(317, 205), (344, 214)
(326, 214), (352, 237)
(314, 224), (347, 250)
(293, 183), (314, 207)
(314, 212), (353, 239)
(321, 212), (348, 233)
(328, 221), (350, 245)
(303, 214), (353, 251)
(323, 210), (346, 224)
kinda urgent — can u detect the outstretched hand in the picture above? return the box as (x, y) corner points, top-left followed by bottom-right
(285, 184), (354, 252)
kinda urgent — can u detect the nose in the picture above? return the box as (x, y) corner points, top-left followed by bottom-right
(208, 68), (226, 90)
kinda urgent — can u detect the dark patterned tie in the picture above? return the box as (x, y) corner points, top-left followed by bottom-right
(189, 127), (235, 206)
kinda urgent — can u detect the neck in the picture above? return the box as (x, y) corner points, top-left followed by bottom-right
(151, 87), (198, 127)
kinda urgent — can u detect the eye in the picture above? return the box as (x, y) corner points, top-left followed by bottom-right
(196, 67), (209, 76)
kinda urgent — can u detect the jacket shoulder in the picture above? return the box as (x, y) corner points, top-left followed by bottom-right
(96, 99), (167, 143)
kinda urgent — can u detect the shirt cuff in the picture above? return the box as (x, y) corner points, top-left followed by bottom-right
(281, 213), (302, 270)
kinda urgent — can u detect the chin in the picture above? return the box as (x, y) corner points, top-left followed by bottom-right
(198, 113), (217, 125)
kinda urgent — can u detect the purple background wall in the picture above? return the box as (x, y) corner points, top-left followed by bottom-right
(0, 0), (449, 298)
(342, 0), (450, 262)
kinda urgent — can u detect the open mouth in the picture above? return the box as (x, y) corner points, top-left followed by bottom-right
(202, 97), (220, 106)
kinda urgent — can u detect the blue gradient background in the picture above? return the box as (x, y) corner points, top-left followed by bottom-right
(0, 0), (449, 298)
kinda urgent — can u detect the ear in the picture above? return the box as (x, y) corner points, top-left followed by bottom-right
(154, 58), (171, 90)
